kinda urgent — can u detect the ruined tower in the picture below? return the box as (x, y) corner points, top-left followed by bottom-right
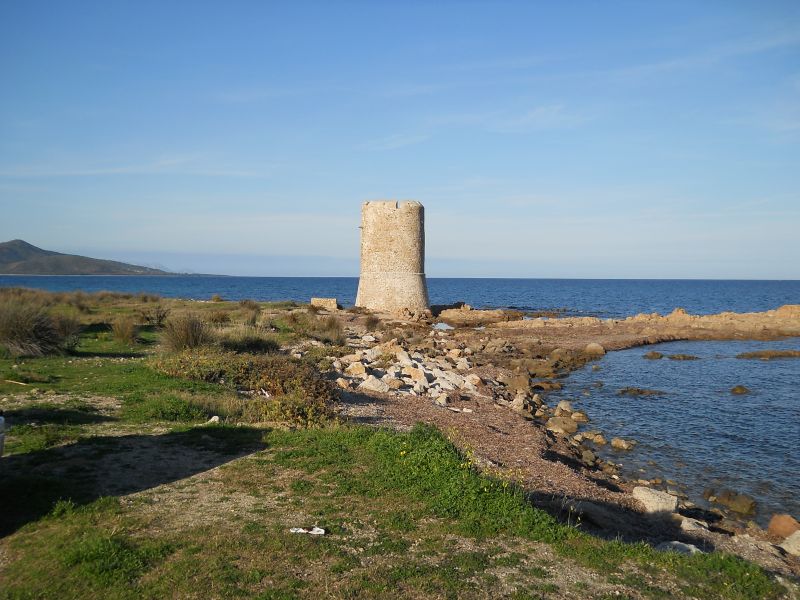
(355, 200), (430, 312)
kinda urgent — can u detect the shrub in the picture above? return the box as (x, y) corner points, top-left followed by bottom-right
(238, 299), (260, 311)
(275, 312), (345, 345)
(217, 329), (280, 354)
(364, 314), (381, 331)
(137, 305), (170, 327)
(162, 314), (212, 351)
(207, 309), (231, 325)
(53, 315), (82, 351)
(0, 299), (67, 357)
(243, 308), (260, 327)
(111, 317), (138, 344)
(151, 349), (335, 426)
(210, 294), (224, 302)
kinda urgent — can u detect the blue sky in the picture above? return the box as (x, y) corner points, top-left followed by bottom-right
(1, 1), (798, 278)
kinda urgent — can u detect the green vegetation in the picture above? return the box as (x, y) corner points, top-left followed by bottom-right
(162, 313), (213, 351)
(0, 297), (80, 357)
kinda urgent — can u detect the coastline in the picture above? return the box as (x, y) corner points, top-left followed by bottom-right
(330, 304), (800, 576)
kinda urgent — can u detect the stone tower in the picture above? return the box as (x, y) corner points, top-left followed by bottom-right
(355, 200), (430, 312)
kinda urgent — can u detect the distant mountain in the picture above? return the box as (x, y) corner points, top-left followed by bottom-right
(0, 240), (171, 275)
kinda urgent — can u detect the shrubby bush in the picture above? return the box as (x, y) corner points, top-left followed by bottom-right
(0, 298), (80, 357)
(150, 349), (335, 426)
(112, 316), (139, 344)
(161, 314), (212, 351)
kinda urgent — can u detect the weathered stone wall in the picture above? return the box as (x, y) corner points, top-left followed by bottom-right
(355, 200), (430, 312)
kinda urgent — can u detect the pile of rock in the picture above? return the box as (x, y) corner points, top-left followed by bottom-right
(333, 335), (481, 402)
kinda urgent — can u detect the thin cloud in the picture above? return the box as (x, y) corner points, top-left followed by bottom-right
(358, 133), (430, 151)
(0, 156), (271, 179)
(426, 104), (587, 133)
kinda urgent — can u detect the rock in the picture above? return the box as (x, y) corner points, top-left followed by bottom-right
(434, 393), (449, 407)
(206, 415), (221, 424)
(456, 358), (470, 371)
(668, 354), (699, 361)
(384, 378), (404, 390)
(780, 531), (800, 556)
(581, 449), (596, 465)
(510, 394), (528, 413)
(570, 411), (589, 423)
(358, 375), (390, 394)
(395, 350), (414, 367)
(656, 541), (703, 555)
(335, 377), (351, 389)
(363, 346), (382, 362)
(556, 400), (573, 413)
(401, 366), (430, 384)
(611, 437), (635, 451)
(633, 487), (678, 513)
(584, 342), (606, 356)
(768, 514), (800, 539)
(680, 517), (709, 533)
(361, 334), (377, 342)
(730, 385), (750, 395)
(345, 362), (367, 377)
(465, 373), (482, 386)
(618, 387), (664, 397)
(593, 434), (607, 445)
(502, 373), (530, 394)
(310, 297), (338, 311)
(643, 351), (664, 360)
(716, 490), (757, 515)
(546, 417), (578, 435)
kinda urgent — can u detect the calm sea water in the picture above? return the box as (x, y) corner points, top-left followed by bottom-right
(1, 275), (799, 318)
(2, 275), (799, 521)
(548, 339), (800, 525)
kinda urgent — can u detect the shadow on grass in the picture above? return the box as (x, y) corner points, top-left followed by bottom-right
(4, 406), (115, 426)
(0, 425), (267, 537)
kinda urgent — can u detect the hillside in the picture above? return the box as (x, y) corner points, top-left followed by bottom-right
(0, 240), (170, 275)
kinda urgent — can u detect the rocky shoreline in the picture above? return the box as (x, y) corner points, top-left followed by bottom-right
(296, 303), (800, 578)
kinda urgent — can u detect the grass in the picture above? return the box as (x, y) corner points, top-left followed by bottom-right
(0, 290), (789, 600)
(0, 423), (783, 599)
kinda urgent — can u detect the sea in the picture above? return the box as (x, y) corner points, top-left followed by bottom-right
(2, 275), (799, 524)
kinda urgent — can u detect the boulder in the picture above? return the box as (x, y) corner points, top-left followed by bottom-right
(680, 517), (709, 533)
(643, 351), (664, 360)
(310, 297), (338, 311)
(584, 342), (606, 356)
(358, 375), (390, 394)
(395, 350), (414, 367)
(361, 334), (377, 342)
(768, 514), (800, 539)
(546, 417), (578, 435)
(716, 490), (757, 515)
(556, 400), (573, 413)
(633, 487), (678, 513)
(335, 377), (351, 389)
(730, 385), (750, 395)
(510, 394), (528, 413)
(611, 437), (635, 451)
(384, 378), (404, 390)
(656, 541), (703, 555)
(570, 411), (589, 423)
(465, 373), (482, 386)
(345, 362), (367, 377)
(780, 531), (800, 557)
(402, 366), (430, 384)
